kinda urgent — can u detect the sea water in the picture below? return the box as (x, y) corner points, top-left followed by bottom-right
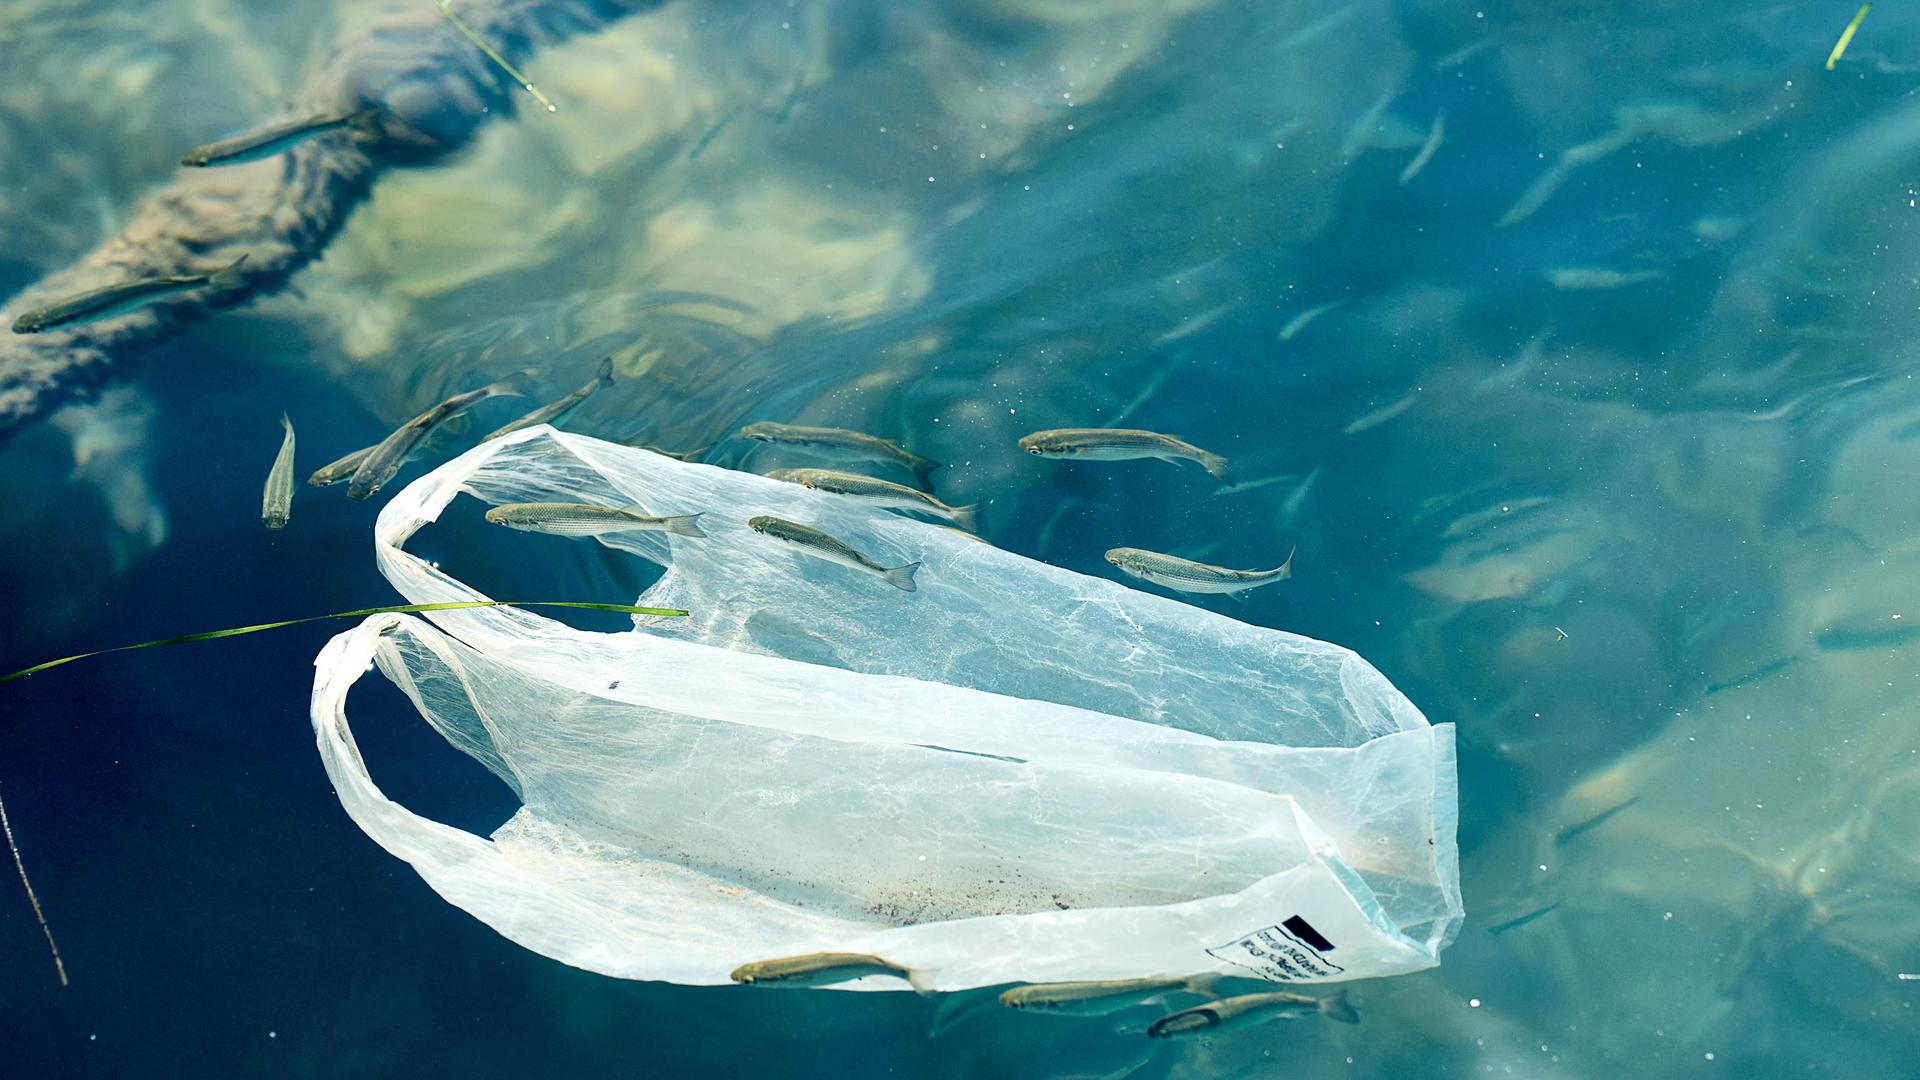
(0, 0), (1915, 1076)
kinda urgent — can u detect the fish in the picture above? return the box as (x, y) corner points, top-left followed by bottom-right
(1000, 976), (1218, 1017)
(307, 445), (376, 487)
(11, 255), (250, 333)
(1108, 351), (1192, 427)
(1277, 466), (1322, 525)
(1691, 215), (1747, 243)
(261, 412), (295, 530)
(1703, 656), (1796, 696)
(1018, 428), (1230, 483)
(485, 502), (705, 538)
(740, 421), (940, 489)
(766, 468), (980, 531)
(730, 952), (919, 988)
(1105, 546), (1294, 595)
(1398, 110), (1446, 185)
(347, 379), (521, 500)
(483, 357), (615, 441)
(1342, 392), (1420, 435)
(641, 445), (711, 463)
(1147, 990), (1359, 1038)
(1470, 328), (1551, 398)
(1546, 267), (1664, 290)
(1279, 300), (1343, 341)
(748, 515), (919, 592)
(1555, 798), (1639, 847)
(1496, 126), (1635, 228)
(1434, 38), (1494, 70)
(1440, 496), (1554, 540)
(1340, 85), (1401, 160)
(1278, 4), (1360, 51)
(1485, 902), (1563, 937)
(181, 109), (383, 167)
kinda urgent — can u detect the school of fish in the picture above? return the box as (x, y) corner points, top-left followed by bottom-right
(21, 69), (1326, 1049)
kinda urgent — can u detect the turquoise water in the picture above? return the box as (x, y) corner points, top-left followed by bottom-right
(2, 0), (1917, 1075)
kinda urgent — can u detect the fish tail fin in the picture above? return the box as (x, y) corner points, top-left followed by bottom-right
(904, 967), (938, 995)
(1274, 543), (1298, 580)
(909, 455), (942, 490)
(948, 503), (983, 533)
(884, 562), (921, 592)
(664, 513), (706, 538)
(347, 107), (385, 133)
(1199, 450), (1232, 484)
(280, 410), (293, 433)
(210, 254), (250, 290)
(594, 356), (615, 387)
(1320, 990), (1361, 1024)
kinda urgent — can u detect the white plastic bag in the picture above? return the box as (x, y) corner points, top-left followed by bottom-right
(310, 426), (1462, 990)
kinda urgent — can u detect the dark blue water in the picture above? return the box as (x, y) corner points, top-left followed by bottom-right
(4, 0), (1919, 1075)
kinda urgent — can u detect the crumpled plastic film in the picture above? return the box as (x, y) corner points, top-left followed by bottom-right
(310, 426), (1462, 989)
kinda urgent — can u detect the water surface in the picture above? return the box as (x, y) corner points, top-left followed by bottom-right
(1, 0), (1916, 1076)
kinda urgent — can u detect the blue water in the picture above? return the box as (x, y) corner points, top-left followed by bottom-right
(3, 0), (1918, 1075)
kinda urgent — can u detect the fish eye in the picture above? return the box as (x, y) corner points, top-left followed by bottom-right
(1026, 446), (1042, 454)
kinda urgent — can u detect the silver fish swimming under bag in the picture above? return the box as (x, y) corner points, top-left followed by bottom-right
(310, 427), (1463, 990)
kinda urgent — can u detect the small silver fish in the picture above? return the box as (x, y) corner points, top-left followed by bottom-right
(1000, 976), (1216, 1017)
(307, 444), (375, 487)
(1342, 392), (1420, 435)
(767, 468), (980, 531)
(1279, 300), (1344, 342)
(740, 421), (940, 489)
(483, 357), (614, 441)
(730, 952), (918, 988)
(1340, 85), (1402, 160)
(1105, 546), (1295, 595)
(1147, 990), (1359, 1038)
(181, 109), (383, 167)
(1397, 110), (1446, 185)
(748, 515), (919, 592)
(261, 411), (295, 530)
(11, 255), (249, 333)
(1019, 429), (1230, 483)
(618, 439), (710, 463)
(347, 379), (521, 500)
(485, 502), (705, 537)
(1691, 216), (1747, 243)
(1545, 267), (1664, 291)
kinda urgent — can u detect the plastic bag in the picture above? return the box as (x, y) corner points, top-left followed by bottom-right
(310, 427), (1462, 990)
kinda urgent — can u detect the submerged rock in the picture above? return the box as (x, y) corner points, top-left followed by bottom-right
(0, 0), (663, 443)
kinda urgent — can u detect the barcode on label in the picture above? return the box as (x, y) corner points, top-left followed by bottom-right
(1207, 916), (1346, 982)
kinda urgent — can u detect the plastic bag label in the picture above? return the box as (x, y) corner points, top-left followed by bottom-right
(1208, 917), (1348, 982)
